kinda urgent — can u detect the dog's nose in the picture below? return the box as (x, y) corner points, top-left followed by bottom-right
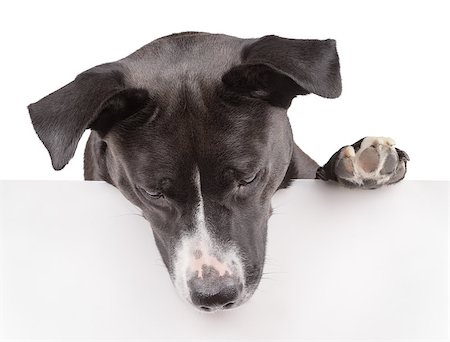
(188, 265), (242, 311)
(190, 285), (239, 311)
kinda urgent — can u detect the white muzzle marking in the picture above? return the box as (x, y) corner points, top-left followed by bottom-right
(189, 245), (233, 278)
(172, 166), (245, 304)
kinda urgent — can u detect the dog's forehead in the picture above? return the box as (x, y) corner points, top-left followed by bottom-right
(114, 98), (270, 173)
(121, 32), (251, 92)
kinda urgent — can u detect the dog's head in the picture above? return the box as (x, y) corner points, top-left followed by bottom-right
(28, 33), (341, 311)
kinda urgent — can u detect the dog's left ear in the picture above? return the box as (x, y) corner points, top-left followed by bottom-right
(222, 35), (342, 107)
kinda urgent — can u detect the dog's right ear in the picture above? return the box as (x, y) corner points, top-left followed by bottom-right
(28, 63), (149, 171)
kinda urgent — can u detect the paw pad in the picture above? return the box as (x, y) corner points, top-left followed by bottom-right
(318, 136), (409, 189)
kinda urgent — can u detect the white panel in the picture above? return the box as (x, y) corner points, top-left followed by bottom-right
(0, 180), (448, 340)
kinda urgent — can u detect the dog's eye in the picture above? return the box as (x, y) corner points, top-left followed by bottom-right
(239, 173), (257, 186)
(138, 187), (164, 200)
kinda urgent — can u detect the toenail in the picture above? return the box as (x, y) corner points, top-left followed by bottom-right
(386, 137), (396, 146)
(343, 146), (355, 158)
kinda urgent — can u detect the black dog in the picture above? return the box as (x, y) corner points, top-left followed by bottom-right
(28, 32), (409, 312)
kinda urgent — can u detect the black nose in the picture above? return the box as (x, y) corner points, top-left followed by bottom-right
(188, 266), (242, 311)
(191, 286), (238, 310)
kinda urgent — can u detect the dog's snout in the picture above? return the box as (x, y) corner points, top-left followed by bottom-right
(173, 234), (247, 311)
(188, 264), (242, 311)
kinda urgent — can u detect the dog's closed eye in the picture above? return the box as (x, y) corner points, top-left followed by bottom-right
(137, 186), (164, 200)
(238, 173), (258, 187)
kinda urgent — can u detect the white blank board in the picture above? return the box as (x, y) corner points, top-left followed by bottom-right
(0, 180), (448, 341)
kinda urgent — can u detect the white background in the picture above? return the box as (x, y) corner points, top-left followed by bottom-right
(0, 0), (449, 180)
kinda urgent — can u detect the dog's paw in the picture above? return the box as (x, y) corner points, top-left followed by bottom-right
(317, 137), (409, 189)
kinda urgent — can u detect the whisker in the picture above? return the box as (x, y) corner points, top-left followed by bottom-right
(270, 209), (288, 216)
(154, 260), (167, 269)
(271, 205), (285, 211)
(111, 212), (145, 219)
(263, 271), (287, 275)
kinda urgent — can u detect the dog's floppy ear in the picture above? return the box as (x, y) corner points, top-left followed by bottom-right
(28, 63), (149, 170)
(222, 35), (342, 107)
